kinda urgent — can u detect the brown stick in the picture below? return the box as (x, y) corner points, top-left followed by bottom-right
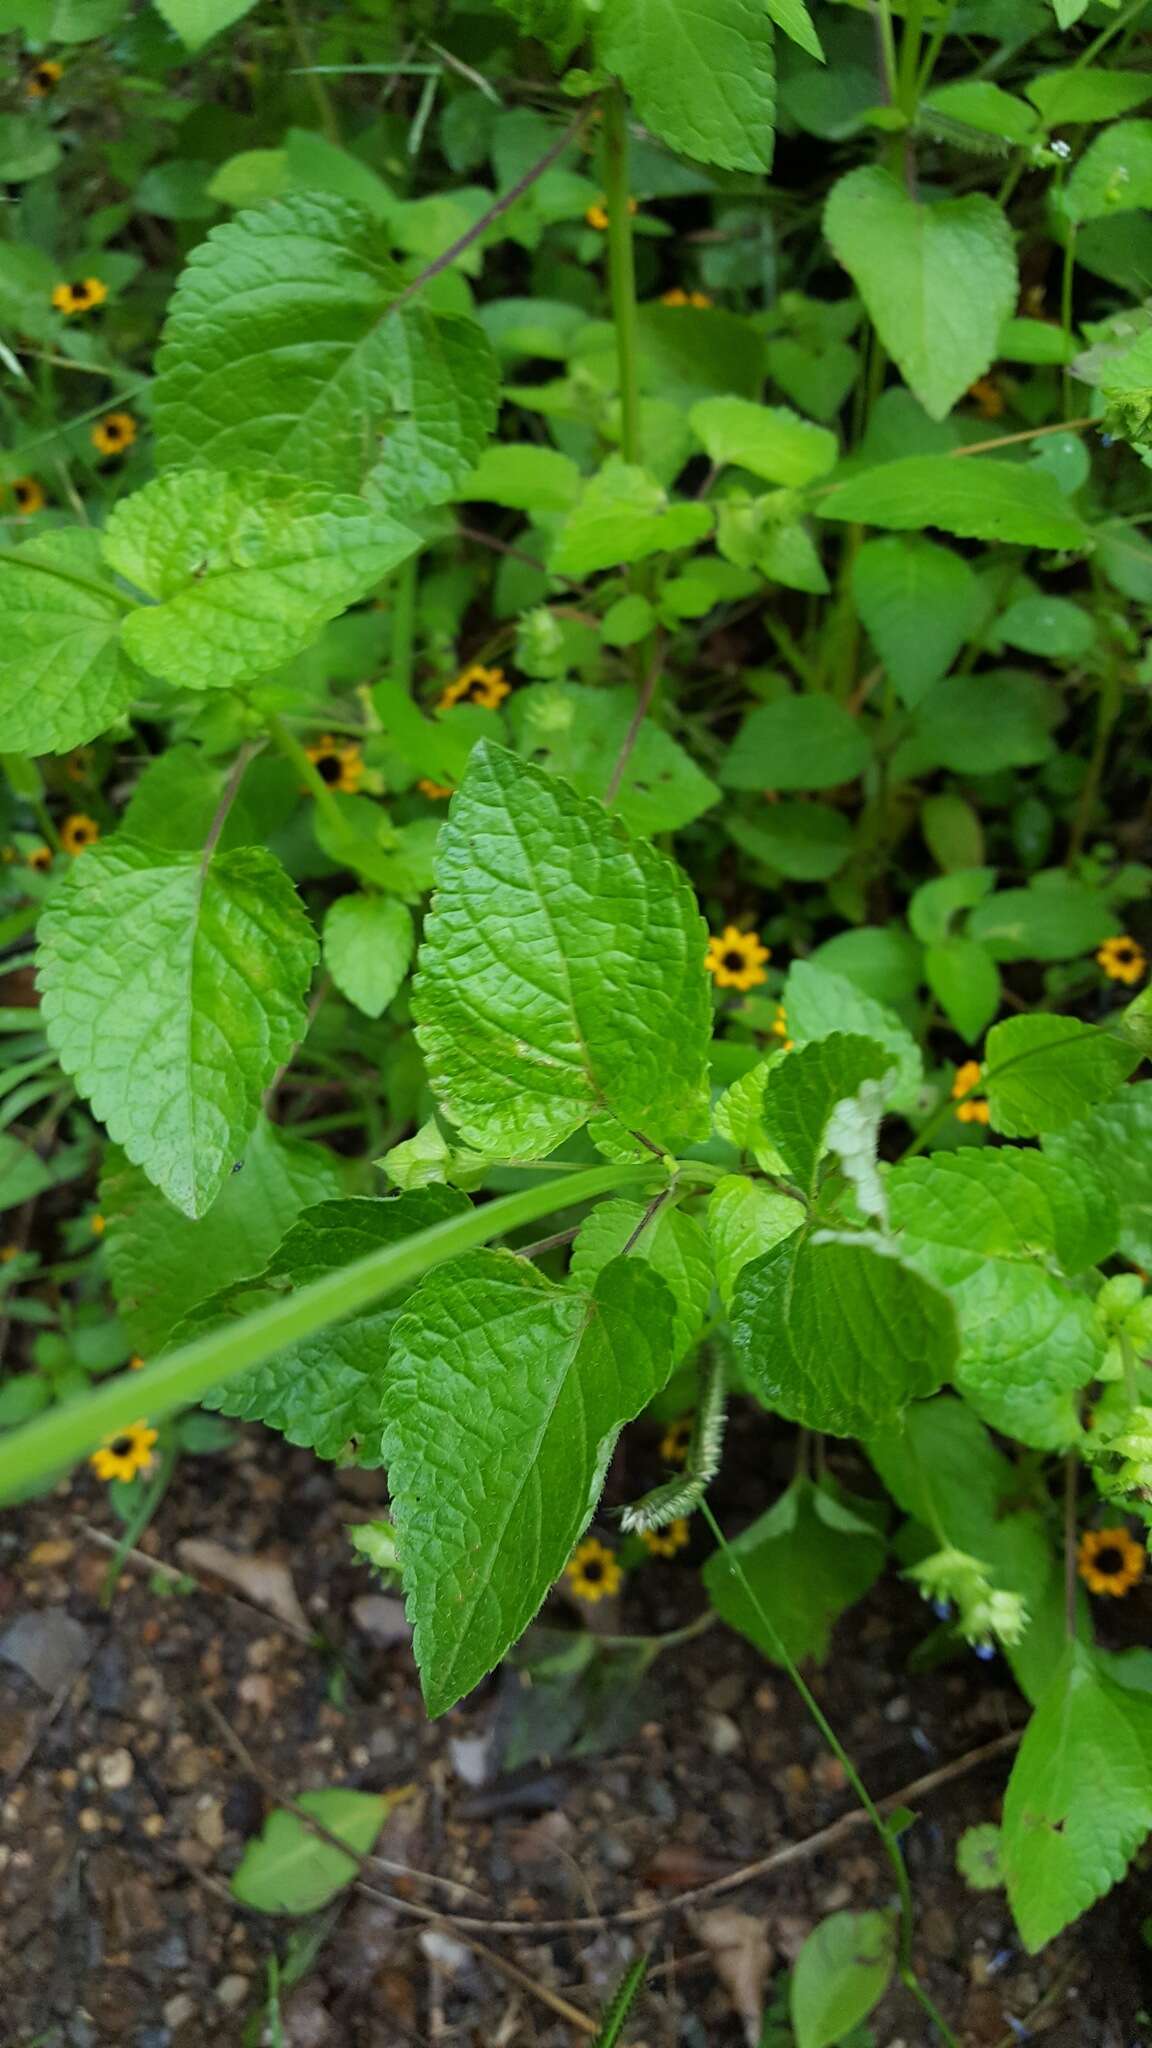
(604, 631), (666, 807)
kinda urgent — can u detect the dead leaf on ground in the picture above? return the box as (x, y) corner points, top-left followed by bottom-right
(177, 1539), (310, 1635)
(690, 1907), (774, 2047)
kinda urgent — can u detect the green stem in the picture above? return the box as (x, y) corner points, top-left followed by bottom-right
(913, 0), (957, 98)
(0, 1162), (663, 1503)
(389, 554), (418, 697)
(101, 1438), (177, 1604)
(896, 0), (926, 115)
(874, 0), (900, 104)
(1069, 611), (1122, 864)
(604, 83), (642, 468)
(265, 710), (348, 835)
(1072, 0), (1146, 69)
(283, 0), (341, 143)
(1060, 222), (1078, 420)
(900, 1023), (1129, 1162)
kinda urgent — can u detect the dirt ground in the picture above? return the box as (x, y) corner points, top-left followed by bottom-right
(2, 1424), (1150, 2048)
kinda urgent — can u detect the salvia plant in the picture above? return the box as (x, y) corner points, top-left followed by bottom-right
(4, 0), (1152, 2033)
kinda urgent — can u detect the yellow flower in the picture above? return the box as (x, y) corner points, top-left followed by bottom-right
(89, 1420), (158, 1484)
(61, 813), (100, 855)
(417, 778), (455, 800)
(25, 845), (53, 872)
(91, 411), (137, 457)
(660, 287), (712, 309)
(770, 1003), (794, 1050)
(952, 1059), (991, 1126)
(89, 1212), (106, 1237)
(305, 735), (363, 795)
(64, 745), (94, 784)
(128, 1353), (146, 1371)
(705, 925), (770, 992)
(640, 1517), (690, 1558)
(10, 476), (45, 517)
(1077, 1526), (1146, 1598)
(1098, 935), (1147, 986)
(26, 58), (62, 96)
(659, 1416), (693, 1466)
(585, 196), (637, 231)
(438, 664), (511, 712)
(0, 1244), (19, 1263)
(967, 376), (1004, 420)
(564, 1537), (621, 1602)
(52, 277), (108, 316)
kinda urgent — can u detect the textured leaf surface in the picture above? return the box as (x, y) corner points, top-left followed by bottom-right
(231, 1788), (388, 1914)
(825, 169), (1017, 419)
(597, 0), (775, 173)
(0, 532), (143, 754)
(784, 960), (922, 1111)
(38, 838), (317, 1218)
(508, 682), (720, 837)
(704, 1480), (884, 1666)
(1045, 1086), (1152, 1270)
(985, 1013), (1140, 1136)
(731, 1228), (958, 1436)
(569, 1197), (712, 1362)
(889, 1149), (1118, 1279)
(384, 1251), (676, 1712)
(708, 1175), (804, 1306)
(154, 194), (498, 506)
(550, 458), (712, 577)
(103, 471), (418, 693)
(820, 456), (1085, 548)
(323, 894), (414, 1020)
(761, 1032), (893, 1200)
(414, 743), (711, 1157)
(690, 395), (837, 485)
(1003, 1642), (1152, 1951)
(851, 536), (978, 706)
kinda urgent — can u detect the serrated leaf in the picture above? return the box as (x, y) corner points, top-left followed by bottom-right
(384, 1251), (676, 1713)
(1064, 119), (1152, 224)
(507, 681), (720, 837)
(550, 457), (713, 578)
(153, 0), (257, 49)
(721, 695), (870, 793)
(1003, 1642), (1152, 1951)
(231, 1787), (390, 1914)
(1045, 1085), (1152, 1270)
(708, 1175), (804, 1306)
(569, 1196), (712, 1362)
(102, 1118), (343, 1354)
(790, 1909), (897, 2048)
(712, 1059), (788, 1173)
(889, 1149), (1118, 1281)
(154, 194), (499, 507)
(323, 894), (414, 1020)
(819, 456), (1085, 549)
(784, 960), (923, 1113)
(704, 1479), (884, 1666)
(985, 1013), (1140, 1137)
(761, 1032), (893, 1205)
(731, 1227), (958, 1437)
(766, 0), (821, 59)
(0, 532), (143, 754)
(414, 743), (711, 1158)
(597, 0), (775, 174)
(851, 535), (979, 707)
(38, 838), (317, 1218)
(825, 168), (1017, 420)
(102, 472), (419, 693)
(690, 396), (837, 486)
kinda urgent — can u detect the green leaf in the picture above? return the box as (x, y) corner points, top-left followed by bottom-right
(761, 1032), (893, 1204)
(507, 681), (720, 837)
(413, 743), (711, 1158)
(596, 0), (775, 174)
(708, 1175), (804, 1306)
(569, 1197), (712, 1363)
(721, 695), (870, 793)
(957, 1823), (1004, 1892)
(909, 869), (997, 946)
(323, 894), (414, 1020)
(38, 838), (317, 1219)
(704, 1479), (884, 1666)
(967, 876), (1116, 963)
(231, 1788), (390, 1914)
(690, 395), (837, 486)
(851, 536), (978, 706)
(985, 1014), (1140, 1137)
(922, 80), (1039, 145)
(550, 457), (713, 577)
(888, 1149), (1118, 1282)
(103, 472), (418, 694)
(784, 960), (923, 1112)
(1064, 119), (1152, 225)
(1045, 1086), (1152, 1270)
(766, 0), (821, 59)
(924, 938), (1002, 1044)
(824, 170), (1017, 422)
(102, 1118), (343, 1354)
(1026, 69), (1152, 126)
(1003, 1642), (1152, 1951)
(820, 456), (1085, 549)
(866, 1393), (1016, 1559)
(154, 194), (499, 508)
(0, 532), (143, 754)
(0, 113), (60, 181)
(998, 592), (1095, 660)
(790, 1909), (897, 2048)
(727, 802), (853, 883)
(384, 1251), (676, 1713)
(900, 671), (1056, 777)
(731, 1228), (958, 1437)
(152, 0), (257, 48)
(461, 443), (582, 513)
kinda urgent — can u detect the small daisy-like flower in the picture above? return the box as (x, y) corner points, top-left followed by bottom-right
(660, 287), (712, 309)
(304, 735), (363, 795)
(26, 58), (62, 96)
(52, 277), (107, 316)
(89, 1420), (158, 1484)
(705, 925), (770, 992)
(25, 845), (53, 872)
(585, 196), (637, 231)
(91, 411), (137, 457)
(565, 1537), (622, 1603)
(967, 376), (1004, 420)
(640, 1517), (691, 1558)
(89, 1212), (106, 1237)
(64, 746), (93, 784)
(61, 813), (100, 855)
(1077, 1526), (1146, 1598)
(659, 1416), (693, 1466)
(1098, 935), (1147, 986)
(770, 1003), (794, 1051)
(10, 476), (45, 517)
(952, 1059), (991, 1126)
(417, 778), (455, 800)
(438, 664), (510, 712)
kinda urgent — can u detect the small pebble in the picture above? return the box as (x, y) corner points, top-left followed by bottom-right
(96, 1747), (134, 1791)
(216, 1973), (251, 2009)
(164, 1994), (196, 2028)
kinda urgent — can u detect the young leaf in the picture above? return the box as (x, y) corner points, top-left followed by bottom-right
(790, 1909), (897, 2048)
(38, 839), (317, 1219)
(231, 1787), (391, 1914)
(731, 1228), (958, 1436)
(0, 532), (143, 755)
(708, 1176), (804, 1306)
(103, 471), (419, 693)
(819, 456), (1085, 549)
(761, 1032), (893, 1203)
(824, 168), (1017, 419)
(569, 1197), (713, 1362)
(851, 535), (979, 706)
(323, 894), (414, 1020)
(414, 743), (711, 1158)
(985, 1013), (1141, 1137)
(592, 1954), (650, 2048)
(550, 457), (713, 577)
(703, 1479), (884, 1665)
(1003, 1641), (1152, 1951)
(690, 395), (837, 486)
(383, 1250), (676, 1713)
(783, 960), (923, 1112)
(596, 0), (776, 174)
(508, 681), (720, 837)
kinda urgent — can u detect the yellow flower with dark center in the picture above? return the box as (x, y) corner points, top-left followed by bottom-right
(952, 1059), (990, 1126)
(52, 277), (107, 316)
(26, 59), (62, 96)
(640, 1517), (690, 1559)
(305, 735), (363, 795)
(61, 813), (100, 855)
(417, 778), (455, 800)
(91, 411), (137, 457)
(1098, 935), (1147, 986)
(10, 476), (45, 517)
(660, 287), (713, 309)
(1077, 1526), (1146, 1597)
(967, 376), (1004, 420)
(564, 1537), (621, 1602)
(89, 1420), (158, 1484)
(705, 925), (770, 992)
(25, 845), (53, 872)
(659, 1416), (693, 1466)
(585, 196), (637, 231)
(438, 664), (510, 712)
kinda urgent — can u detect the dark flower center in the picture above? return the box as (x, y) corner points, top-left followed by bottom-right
(464, 679), (486, 701)
(316, 754), (342, 784)
(722, 948), (745, 971)
(582, 1558), (604, 1582)
(15, 484), (32, 505)
(105, 423), (123, 442)
(1095, 1546), (1126, 1576)
(109, 1436), (133, 1457)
